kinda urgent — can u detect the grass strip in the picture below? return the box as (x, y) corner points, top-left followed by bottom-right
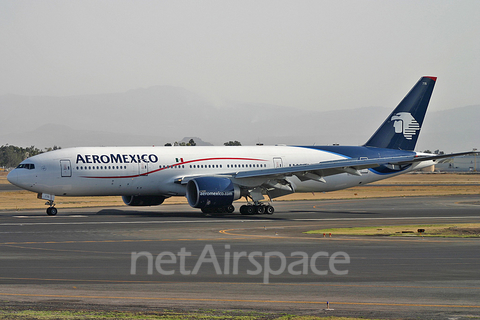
(305, 223), (480, 238)
(0, 308), (378, 320)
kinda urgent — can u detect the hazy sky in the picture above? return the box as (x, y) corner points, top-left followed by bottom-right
(1, 0), (480, 111)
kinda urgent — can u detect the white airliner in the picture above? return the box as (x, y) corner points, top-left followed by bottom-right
(7, 76), (472, 215)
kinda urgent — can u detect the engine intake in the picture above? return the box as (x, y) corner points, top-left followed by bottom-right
(122, 195), (166, 206)
(186, 177), (240, 208)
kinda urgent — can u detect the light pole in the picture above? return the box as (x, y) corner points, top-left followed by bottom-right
(474, 148), (477, 172)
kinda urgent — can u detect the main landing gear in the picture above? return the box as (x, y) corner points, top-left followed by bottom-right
(240, 203), (274, 215)
(201, 205), (235, 214)
(200, 203), (275, 215)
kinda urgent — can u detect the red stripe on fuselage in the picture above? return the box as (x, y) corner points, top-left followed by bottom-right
(80, 157), (267, 179)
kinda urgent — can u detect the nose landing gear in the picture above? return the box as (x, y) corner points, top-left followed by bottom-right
(38, 193), (57, 216)
(45, 200), (57, 216)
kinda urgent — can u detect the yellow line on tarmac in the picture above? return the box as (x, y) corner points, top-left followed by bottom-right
(0, 292), (479, 309)
(0, 238), (245, 245)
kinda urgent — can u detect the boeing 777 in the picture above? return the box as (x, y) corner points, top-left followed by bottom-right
(7, 76), (472, 215)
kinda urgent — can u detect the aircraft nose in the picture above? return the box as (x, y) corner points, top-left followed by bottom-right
(7, 169), (18, 186)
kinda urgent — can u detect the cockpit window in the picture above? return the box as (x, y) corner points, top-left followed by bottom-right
(16, 163), (35, 170)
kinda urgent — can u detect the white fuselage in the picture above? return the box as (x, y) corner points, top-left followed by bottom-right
(7, 145), (432, 198)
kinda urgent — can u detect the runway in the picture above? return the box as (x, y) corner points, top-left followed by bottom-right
(1, 195), (479, 319)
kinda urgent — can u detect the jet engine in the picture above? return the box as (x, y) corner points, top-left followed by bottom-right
(122, 195), (166, 206)
(186, 177), (241, 209)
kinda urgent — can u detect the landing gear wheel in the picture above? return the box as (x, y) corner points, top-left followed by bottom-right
(256, 205), (265, 214)
(240, 205), (247, 215)
(46, 207), (57, 216)
(240, 205), (255, 215)
(201, 208), (212, 214)
(266, 205), (274, 215)
(226, 205), (235, 214)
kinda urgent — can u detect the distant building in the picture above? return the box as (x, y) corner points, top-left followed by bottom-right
(435, 155), (479, 172)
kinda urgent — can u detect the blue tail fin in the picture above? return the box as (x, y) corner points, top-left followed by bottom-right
(364, 76), (437, 150)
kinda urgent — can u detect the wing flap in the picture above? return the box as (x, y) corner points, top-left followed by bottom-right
(234, 155), (413, 180)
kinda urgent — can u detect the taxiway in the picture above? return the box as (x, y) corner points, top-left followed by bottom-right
(0, 195), (479, 319)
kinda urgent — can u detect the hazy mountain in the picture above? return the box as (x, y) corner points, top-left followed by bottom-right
(1, 87), (478, 153)
(178, 137), (214, 146)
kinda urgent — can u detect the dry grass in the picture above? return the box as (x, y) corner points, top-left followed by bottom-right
(1, 172), (479, 211)
(278, 173), (480, 201)
(306, 223), (480, 237)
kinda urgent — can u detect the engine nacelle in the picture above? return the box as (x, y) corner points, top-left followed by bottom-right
(122, 195), (166, 206)
(186, 177), (241, 208)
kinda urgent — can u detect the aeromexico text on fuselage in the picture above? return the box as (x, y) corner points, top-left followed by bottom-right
(76, 153), (159, 164)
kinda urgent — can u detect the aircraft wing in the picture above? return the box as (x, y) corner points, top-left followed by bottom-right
(235, 151), (475, 181)
(396, 151), (476, 164)
(234, 155), (415, 180)
(175, 151), (474, 186)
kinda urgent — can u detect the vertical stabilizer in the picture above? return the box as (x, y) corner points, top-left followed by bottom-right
(364, 76), (436, 150)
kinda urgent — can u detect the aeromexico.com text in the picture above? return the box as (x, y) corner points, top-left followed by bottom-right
(76, 154), (159, 164)
(130, 245), (350, 284)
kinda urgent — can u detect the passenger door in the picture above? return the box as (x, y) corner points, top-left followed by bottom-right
(139, 161), (148, 176)
(60, 160), (72, 177)
(273, 157), (284, 168)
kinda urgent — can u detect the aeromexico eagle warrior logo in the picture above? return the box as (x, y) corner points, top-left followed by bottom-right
(391, 112), (420, 140)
